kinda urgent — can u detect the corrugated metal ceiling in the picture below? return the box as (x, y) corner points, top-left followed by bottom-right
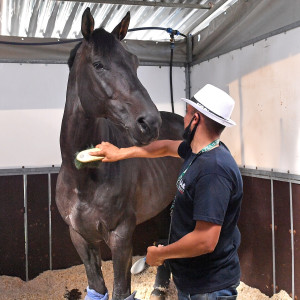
(0, 0), (237, 41)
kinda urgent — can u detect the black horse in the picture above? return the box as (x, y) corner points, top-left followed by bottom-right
(56, 8), (183, 300)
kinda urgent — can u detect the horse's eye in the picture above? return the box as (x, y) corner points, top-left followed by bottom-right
(93, 62), (104, 70)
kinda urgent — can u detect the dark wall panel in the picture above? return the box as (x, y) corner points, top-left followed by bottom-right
(133, 204), (171, 256)
(0, 175), (25, 279)
(293, 183), (300, 300)
(273, 181), (292, 295)
(51, 173), (82, 270)
(27, 174), (50, 279)
(238, 176), (273, 296)
(1, 169), (297, 299)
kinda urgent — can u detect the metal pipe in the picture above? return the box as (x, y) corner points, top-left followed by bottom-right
(289, 182), (295, 300)
(23, 174), (29, 281)
(185, 33), (193, 101)
(270, 179), (276, 295)
(0, 58), (185, 67)
(56, 0), (213, 9)
(48, 173), (52, 270)
(185, 64), (191, 102)
(239, 168), (300, 184)
(0, 166), (60, 176)
(1, 167), (300, 183)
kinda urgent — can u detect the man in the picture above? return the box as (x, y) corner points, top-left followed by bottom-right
(91, 84), (243, 300)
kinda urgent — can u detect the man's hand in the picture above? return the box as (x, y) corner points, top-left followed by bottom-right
(89, 142), (122, 162)
(146, 245), (165, 266)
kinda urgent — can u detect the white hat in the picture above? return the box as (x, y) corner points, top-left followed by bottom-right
(181, 84), (236, 127)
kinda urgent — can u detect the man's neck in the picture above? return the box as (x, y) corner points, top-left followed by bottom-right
(190, 132), (220, 154)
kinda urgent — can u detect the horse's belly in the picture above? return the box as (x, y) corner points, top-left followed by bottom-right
(135, 156), (182, 224)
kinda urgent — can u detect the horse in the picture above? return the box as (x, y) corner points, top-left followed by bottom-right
(56, 8), (183, 300)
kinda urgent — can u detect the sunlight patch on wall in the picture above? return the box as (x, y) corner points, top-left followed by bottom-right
(226, 53), (300, 174)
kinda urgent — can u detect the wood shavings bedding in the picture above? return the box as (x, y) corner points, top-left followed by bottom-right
(0, 257), (291, 300)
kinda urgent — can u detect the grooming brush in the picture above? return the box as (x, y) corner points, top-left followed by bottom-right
(74, 147), (104, 169)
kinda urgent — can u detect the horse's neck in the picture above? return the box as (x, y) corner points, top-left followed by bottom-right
(60, 74), (97, 155)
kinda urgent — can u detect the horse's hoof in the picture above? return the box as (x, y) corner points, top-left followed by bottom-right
(150, 288), (166, 300)
(124, 291), (141, 300)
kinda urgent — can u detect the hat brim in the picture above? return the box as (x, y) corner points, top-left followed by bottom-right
(181, 98), (236, 127)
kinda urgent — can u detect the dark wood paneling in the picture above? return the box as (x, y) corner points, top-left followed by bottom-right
(133, 204), (171, 256)
(273, 181), (292, 295)
(0, 175), (25, 279)
(51, 173), (82, 270)
(292, 183), (300, 300)
(27, 174), (50, 279)
(238, 176), (273, 296)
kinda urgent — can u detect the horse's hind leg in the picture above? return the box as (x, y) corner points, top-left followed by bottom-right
(69, 227), (107, 297)
(150, 239), (170, 300)
(150, 262), (170, 300)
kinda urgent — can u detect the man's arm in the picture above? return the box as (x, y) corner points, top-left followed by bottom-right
(90, 139), (182, 162)
(146, 220), (221, 266)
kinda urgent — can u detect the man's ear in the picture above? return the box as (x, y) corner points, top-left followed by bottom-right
(193, 112), (201, 124)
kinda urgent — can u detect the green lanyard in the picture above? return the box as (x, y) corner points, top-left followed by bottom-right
(175, 138), (220, 192)
(167, 138), (220, 245)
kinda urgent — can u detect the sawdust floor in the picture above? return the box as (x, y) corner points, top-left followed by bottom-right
(0, 257), (292, 300)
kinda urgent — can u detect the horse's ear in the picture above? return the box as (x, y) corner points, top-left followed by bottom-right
(81, 7), (94, 40)
(111, 12), (130, 41)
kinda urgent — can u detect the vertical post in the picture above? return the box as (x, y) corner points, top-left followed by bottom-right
(185, 34), (193, 102)
(23, 174), (29, 281)
(271, 178), (276, 295)
(48, 173), (52, 270)
(289, 182), (295, 300)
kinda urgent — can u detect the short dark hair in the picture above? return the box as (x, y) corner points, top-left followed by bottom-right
(189, 106), (225, 136)
(202, 114), (225, 136)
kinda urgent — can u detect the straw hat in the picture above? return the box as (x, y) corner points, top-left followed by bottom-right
(181, 84), (236, 127)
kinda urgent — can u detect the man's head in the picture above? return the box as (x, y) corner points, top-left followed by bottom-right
(181, 84), (236, 143)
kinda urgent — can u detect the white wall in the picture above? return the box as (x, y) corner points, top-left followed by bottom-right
(0, 64), (186, 168)
(191, 27), (300, 175)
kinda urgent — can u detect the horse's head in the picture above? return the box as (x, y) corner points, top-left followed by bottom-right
(71, 8), (162, 146)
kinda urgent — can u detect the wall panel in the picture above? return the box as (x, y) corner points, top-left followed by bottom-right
(292, 183), (300, 300)
(0, 175), (25, 280)
(191, 26), (300, 175)
(27, 174), (50, 279)
(238, 176), (273, 296)
(273, 181), (292, 295)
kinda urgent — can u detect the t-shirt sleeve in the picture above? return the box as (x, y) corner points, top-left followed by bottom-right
(192, 173), (232, 225)
(178, 141), (191, 159)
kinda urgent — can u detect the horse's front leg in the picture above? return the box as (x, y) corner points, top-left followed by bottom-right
(108, 214), (136, 300)
(69, 227), (108, 299)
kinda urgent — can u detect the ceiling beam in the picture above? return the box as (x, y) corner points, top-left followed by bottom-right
(54, 0), (213, 10)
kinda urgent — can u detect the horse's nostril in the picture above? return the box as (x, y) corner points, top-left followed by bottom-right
(137, 117), (150, 134)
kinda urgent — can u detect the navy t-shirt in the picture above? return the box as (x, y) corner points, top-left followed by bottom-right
(169, 141), (243, 294)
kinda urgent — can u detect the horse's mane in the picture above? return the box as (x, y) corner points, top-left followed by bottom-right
(67, 29), (117, 70)
(68, 42), (82, 70)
